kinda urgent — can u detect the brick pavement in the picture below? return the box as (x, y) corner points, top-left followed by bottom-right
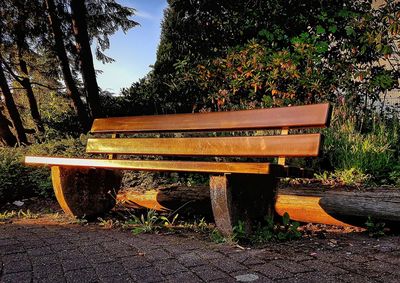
(0, 218), (399, 282)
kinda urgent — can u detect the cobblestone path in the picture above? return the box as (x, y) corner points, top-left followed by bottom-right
(1, 218), (399, 282)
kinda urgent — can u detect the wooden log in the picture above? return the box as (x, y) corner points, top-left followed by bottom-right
(276, 186), (400, 228)
(52, 166), (122, 218)
(117, 185), (400, 229)
(209, 174), (277, 235)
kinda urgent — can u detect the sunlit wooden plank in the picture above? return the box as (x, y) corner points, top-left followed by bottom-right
(25, 156), (284, 175)
(91, 103), (331, 133)
(86, 134), (322, 157)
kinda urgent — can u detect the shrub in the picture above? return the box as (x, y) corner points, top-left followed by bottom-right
(0, 136), (88, 205)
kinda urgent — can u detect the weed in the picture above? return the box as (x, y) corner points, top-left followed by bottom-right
(67, 216), (88, 225)
(160, 213), (179, 228)
(232, 220), (247, 242)
(17, 209), (40, 219)
(0, 210), (16, 221)
(181, 217), (212, 233)
(126, 209), (162, 234)
(97, 217), (120, 229)
(211, 213), (302, 245)
(323, 111), (399, 184)
(210, 229), (227, 243)
(365, 216), (386, 237)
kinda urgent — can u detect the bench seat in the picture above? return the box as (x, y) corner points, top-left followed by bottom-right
(25, 156), (284, 175)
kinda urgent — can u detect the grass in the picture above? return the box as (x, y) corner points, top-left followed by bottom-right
(0, 209), (40, 221)
(320, 108), (399, 186)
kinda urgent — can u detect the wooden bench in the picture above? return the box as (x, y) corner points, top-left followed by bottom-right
(25, 103), (331, 235)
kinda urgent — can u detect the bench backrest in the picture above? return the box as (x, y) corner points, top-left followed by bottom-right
(87, 103), (331, 163)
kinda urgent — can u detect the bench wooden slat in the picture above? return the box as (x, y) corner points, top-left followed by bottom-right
(24, 156), (284, 175)
(91, 103), (331, 133)
(86, 134), (322, 157)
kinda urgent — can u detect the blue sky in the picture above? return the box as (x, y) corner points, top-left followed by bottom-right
(93, 0), (168, 94)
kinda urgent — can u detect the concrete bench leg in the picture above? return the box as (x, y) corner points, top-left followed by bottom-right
(209, 173), (278, 236)
(51, 166), (122, 218)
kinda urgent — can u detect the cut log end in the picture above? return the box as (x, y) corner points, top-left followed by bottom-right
(52, 166), (122, 218)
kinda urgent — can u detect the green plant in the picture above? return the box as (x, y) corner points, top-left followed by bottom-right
(210, 229), (227, 244)
(389, 166), (400, 187)
(159, 213), (179, 228)
(365, 216), (386, 237)
(67, 216), (88, 225)
(232, 220), (247, 242)
(333, 168), (371, 186)
(251, 213), (301, 243)
(17, 209), (40, 219)
(0, 210), (16, 221)
(97, 217), (120, 229)
(127, 209), (161, 235)
(277, 212), (302, 241)
(0, 135), (88, 205)
(322, 110), (399, 185)
(251, 217), (276, 243)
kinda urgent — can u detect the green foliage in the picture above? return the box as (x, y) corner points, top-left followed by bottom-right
(316, 169), (371, 186)
(252, 213), (301, 244)
(322, 109), (399, 184)
(125, 209), (179, 235)
(389, 166), (400, 187)
(0, 136), (88, 205)
(126, 0), (399, 116)
(212, 213), (302, 244)
(365, 216), (386, 237)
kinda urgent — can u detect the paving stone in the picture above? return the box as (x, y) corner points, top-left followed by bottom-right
(27, 246), (54, 256)
(176, 252), (207, 267)
(271, 260), (311, 274)
(1, 216), (400, 283)
(340, 273), (382, 283)
(252, 262), (292, 280)
(145, 248), (173, 262)
(241, 256), (266, 267)
(196, 250), (225, 260)
(153, 259), (188, 275)
(1, 244), (26, 255)
(192, 265), (229, 281)
(0, 239), (18, 247)
(31, 254), (60, 266)
(120, 255), (152, 270)
(2, 259), (32, 274)
(2, 253), (30, 263)
(1, 271), (32, 283)
(100, 273), (134, 283)
(33, 262), (64, 279)
(95, 261), (128, 278)
(210, 258), (248, 273)
(165, 271), (203, 283)
(61, 257), (93, 271)
(302, 260), (348, 275)
(65, 268), (99, 283)
(280, 271), (341, 283)
(128, 265), (164, 283)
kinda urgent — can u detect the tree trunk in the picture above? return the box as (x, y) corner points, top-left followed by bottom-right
(45, 0), (90, 131)
(0, 107), (17, 146)
(117, 185), (400, 229)
(70, 0), (102, 119)
(0, 62), (28, 145)
(16, 48), (45, 135)
(13, 4), (45, 135)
